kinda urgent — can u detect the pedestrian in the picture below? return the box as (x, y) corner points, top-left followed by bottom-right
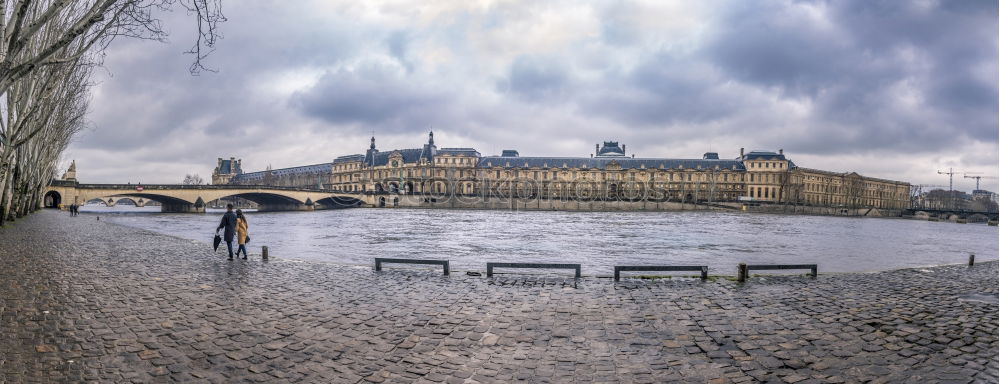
(235, 209), (249, 259)
(216, 203), (237, 260)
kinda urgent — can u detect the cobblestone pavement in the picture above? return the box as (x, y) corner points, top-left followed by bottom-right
(1, 210), (997, 383)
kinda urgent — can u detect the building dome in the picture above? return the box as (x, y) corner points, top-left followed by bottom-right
(596, 141), (626, 157)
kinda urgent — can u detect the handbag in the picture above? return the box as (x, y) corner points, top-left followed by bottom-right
(245, 235), (250, 244)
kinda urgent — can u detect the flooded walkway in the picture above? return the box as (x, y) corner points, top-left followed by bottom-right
(1, 210), (996, 383)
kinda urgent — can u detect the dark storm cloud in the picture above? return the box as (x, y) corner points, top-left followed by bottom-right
(290, 64), (450, 133)
(65, 0), (996, 188)
(700, 0), (998, 154)
(385, 31), (414, 72)
(578, 53), (740, 126)
(498, 56), (570, 100)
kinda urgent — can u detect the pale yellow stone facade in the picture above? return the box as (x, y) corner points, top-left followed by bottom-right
(215, 133), (911, 210)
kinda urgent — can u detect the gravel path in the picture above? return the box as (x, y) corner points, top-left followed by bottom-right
(1, 210), (997, 383)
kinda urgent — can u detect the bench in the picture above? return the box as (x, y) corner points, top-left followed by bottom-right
(739, 263), (817, 282)
(614, 265), (709, 281)
(374, 258), (449, 275)
(486, 262), (581, 278)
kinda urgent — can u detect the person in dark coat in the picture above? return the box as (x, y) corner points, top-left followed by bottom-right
(216, 204), (237, 260)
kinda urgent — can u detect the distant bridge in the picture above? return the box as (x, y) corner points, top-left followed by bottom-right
(903, 208), (998, 222)
(44, 181), (376, 212)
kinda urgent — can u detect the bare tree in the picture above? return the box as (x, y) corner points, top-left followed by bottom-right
(182, 173), (203, 185)
(0, 0), (224, 225)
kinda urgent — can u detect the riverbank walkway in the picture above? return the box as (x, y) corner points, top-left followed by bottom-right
(1, 210), (997, 383)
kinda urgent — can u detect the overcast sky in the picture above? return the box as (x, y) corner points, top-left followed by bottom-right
(62, 0), (998, 192)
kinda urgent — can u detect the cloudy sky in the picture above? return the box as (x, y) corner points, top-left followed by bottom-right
(62, 0), (998, 192)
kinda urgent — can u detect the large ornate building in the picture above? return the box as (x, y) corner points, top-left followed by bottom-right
(213, 132), (911, 210)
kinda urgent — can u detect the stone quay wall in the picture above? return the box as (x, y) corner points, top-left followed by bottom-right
(387, 194), (905, 217)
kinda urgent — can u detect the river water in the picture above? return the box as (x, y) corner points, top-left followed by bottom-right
(79, 205), (998, 276)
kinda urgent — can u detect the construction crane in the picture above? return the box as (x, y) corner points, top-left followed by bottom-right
(964, 173), (998, 191)
(938, 168), (960, 192)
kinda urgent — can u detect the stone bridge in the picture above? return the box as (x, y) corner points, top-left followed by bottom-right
(43, 181), (375, 213)
(904, 208), (999, 222)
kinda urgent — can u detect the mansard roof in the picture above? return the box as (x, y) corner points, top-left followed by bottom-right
(437, 148), (481, 156)
(231, 163), (331, 183)
(596, 141), (626, 157)
(217, 159), (242, 175)
(477, 156), (746, 171)
(364, 148), (428, 166)
(741, 151), (786, 161)
(334, 154), (364, 163)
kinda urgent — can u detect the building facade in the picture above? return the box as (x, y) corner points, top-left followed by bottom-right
(211, 157), (244, 185)
(215, 132), (911, 210)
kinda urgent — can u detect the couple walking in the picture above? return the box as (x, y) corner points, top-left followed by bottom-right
(216, 204), (250, 260)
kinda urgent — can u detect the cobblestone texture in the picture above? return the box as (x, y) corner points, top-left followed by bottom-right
(1, 210), (997, 383)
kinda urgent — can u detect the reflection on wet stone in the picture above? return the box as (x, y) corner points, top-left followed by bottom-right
(0, 210), (996, 383)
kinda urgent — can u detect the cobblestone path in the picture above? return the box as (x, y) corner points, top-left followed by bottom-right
(1, 210), (997, 383)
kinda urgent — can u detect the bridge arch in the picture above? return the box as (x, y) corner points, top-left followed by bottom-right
(215, 192), (306, 206)
(110, 197), (141, 206)
(106, 193), (194, 207)
(314, 196), (364, 208)
(85, 198), (109, 206)
(43, 191), (61, 208)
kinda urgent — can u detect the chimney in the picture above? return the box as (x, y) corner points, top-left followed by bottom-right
(740, 148), (744, 157)
(779, 149), (783, 155)
(595, 143), (599, 156)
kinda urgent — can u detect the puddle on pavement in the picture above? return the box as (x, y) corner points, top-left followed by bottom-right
(957, 293), (999, 304)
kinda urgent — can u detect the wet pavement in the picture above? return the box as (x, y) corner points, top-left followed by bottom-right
(1, 210), (997, 383)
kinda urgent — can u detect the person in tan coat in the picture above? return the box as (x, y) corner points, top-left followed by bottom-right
(235, 209), (249, 259)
